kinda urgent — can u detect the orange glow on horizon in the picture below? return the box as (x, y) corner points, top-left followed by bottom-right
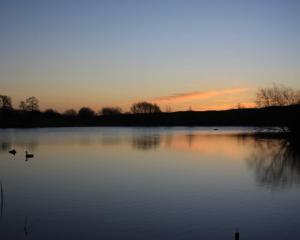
(163, 133), (254, 158)
(26, 87), (255, 112)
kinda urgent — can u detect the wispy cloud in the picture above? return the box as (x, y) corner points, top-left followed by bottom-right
(150, 88), (250, 103)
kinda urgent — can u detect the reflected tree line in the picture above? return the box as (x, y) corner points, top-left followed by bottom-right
(131, 135), (161, 150)
(133, 132), (300, 189)
(1, 128), (300, 189)
(247, 135), (300, 189)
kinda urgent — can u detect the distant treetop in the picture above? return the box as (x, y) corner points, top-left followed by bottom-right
(78, 107), (95, 119)
(131, 102), (161, 114)
(0, 95), (13, 110)
(100, 107), (122, 115)
(19, 96), (40, 112)
(64, 109), (77, 117)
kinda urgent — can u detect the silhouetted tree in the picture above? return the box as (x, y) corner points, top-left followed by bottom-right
(100, 107), (122, 115)
(64, 109), (77, 117)
(256, 84), (300, 107)
(78, 107), (95, 119)
(0, 95), (13, 110)
(19, 101), (27, 111)
(130, 102), (161, 114)
(26, 97), (39, 111)
(19, 97), (39, 111)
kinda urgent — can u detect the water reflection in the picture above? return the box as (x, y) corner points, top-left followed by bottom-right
(1, 142), (11, 152)
(0, 135), (37, 153)
(247, 136), (300, 189)
(24, 216), (29, 237)
(185, 133), (195, 147)
(0, 128), (255, 155)
(1, 128), (300, 239)
(131, 135), (161, 150)
(100, 137), (122, 146)
(1, 181), (3, 218)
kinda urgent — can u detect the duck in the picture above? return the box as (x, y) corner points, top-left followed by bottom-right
(9, 149), (16, 155)
(25, 151), (34, 158)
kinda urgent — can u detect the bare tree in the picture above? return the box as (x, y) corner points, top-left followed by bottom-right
(131, 102), (161, 114)
(0, 95), (13, 110)
(19, 101), (27, 111)
(25, 97), (39, 111)
(256, 84), (300, 107)
(19, 97), (39, 111)
(100, 107), (122, 115)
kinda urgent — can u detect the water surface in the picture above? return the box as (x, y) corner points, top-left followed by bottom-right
(0, 127), (299, 239)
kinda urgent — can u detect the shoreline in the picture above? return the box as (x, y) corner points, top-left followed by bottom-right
(1, 105), (299, 131)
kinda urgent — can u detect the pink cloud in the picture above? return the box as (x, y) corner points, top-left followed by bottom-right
(150, 88), (250, 103)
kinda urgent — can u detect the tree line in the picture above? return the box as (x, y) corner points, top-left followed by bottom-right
(0, 95), (162, 116)
(0, 84), (299, 131)
(1, 85), (300, 115)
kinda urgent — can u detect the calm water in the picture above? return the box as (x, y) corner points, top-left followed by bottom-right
(0, 127), (299, 240)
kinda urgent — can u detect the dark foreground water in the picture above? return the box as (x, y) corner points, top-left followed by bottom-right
(0, 127), (299, 240)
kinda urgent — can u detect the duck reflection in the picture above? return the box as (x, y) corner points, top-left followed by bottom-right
(247, 135), (300, 189)
(131, 135), (161, 150)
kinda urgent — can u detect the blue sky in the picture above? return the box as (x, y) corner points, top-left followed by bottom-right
(0, 0), (299, 111)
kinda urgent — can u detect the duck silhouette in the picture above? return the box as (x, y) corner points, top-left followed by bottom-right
(9, 149), (16, 155)
(25, 151), (34, 159)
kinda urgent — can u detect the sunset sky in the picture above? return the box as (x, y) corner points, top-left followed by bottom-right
(1, 0), (299, 112)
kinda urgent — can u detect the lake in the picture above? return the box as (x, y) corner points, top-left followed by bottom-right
(0, 127), (299, 240)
